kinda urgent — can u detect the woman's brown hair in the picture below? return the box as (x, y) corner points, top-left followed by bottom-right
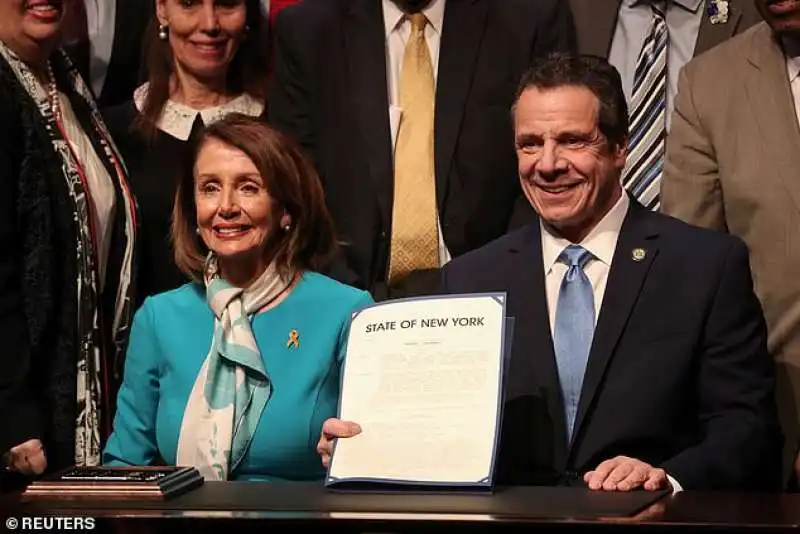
(135, 0), (269, 142)
(172, 114), (338, 282)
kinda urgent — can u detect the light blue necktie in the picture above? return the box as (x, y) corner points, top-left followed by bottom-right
(553, 245), (596, 443)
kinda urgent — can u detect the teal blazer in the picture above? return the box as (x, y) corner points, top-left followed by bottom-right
(103, 272), (372, 481)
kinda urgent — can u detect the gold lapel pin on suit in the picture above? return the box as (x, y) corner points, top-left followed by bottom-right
(287, 329), (300, 349)
(632, 248), (647, 262)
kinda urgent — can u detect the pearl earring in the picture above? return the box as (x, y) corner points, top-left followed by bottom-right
(195, 228), (201, 235)
(158, 24), (169, 40)
(283, 224), (291, 231)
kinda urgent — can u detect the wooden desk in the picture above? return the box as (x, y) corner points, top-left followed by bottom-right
(1, 482), (797, 533)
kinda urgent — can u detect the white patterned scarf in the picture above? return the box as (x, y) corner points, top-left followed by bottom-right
(0, 43), (137, 466)
(176, 255), (295, 479)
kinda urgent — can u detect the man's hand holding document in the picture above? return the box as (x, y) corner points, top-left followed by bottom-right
(321, 294), (509, 491)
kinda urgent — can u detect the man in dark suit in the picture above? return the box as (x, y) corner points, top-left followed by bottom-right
(318, 53), (782, 491)
(268, 0), (575, 298)
(62, 0), (152, 108)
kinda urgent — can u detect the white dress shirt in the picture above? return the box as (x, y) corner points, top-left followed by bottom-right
(540, 193), (683, 493)
(783, 38), (800, 130)
(608, 0), (704, 130)
(541, 193), (629, 331)
(382, 0), (452, 265)
(84, 0), (116, 98)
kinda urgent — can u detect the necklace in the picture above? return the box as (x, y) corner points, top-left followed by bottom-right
(45, 61), (61, 123)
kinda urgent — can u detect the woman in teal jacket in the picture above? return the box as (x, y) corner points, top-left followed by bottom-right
(103, 115), (372, 481)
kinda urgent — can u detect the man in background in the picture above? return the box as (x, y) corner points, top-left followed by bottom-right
(662, 0), (800, 490)
(62, 0), (151, 108)
(564, 0), (761, 209)
(269, 0), (575, 298)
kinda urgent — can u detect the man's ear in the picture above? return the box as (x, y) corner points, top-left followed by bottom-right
(613, 137), (628, 169)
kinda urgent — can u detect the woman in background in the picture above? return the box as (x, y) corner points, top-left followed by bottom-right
(104, 0), (269, 307)
(103, 116), (372, 481)
(0, 0), (136, 481)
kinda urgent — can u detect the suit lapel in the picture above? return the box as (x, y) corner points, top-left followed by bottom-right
(109, 0), (131, 66)
(504, 223), (569, 469)
(744, 26), (800, 215)
(568, 0), (621, 57)
(693, 1), (743, 56)
(103, 0), (147, 100)
(344, 0), (394, 223)
(570, 201), (659, 447)
(570, 0), (745, 59)
(434, 0), (488, 211)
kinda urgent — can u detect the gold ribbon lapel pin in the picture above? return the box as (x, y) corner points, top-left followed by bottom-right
(287, 329), (300, 349)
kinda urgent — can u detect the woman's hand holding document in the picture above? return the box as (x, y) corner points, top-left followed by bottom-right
(321, 294), (509, 490)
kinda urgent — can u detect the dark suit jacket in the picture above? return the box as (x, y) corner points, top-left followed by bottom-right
(568, 0), (762, 59)
(268, 0), (575, 294)
(442, 200), (782, 490)
(65, 0), (151, 108)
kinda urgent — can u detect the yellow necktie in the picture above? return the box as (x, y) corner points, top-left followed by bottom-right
(388, 13), (439, 283)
